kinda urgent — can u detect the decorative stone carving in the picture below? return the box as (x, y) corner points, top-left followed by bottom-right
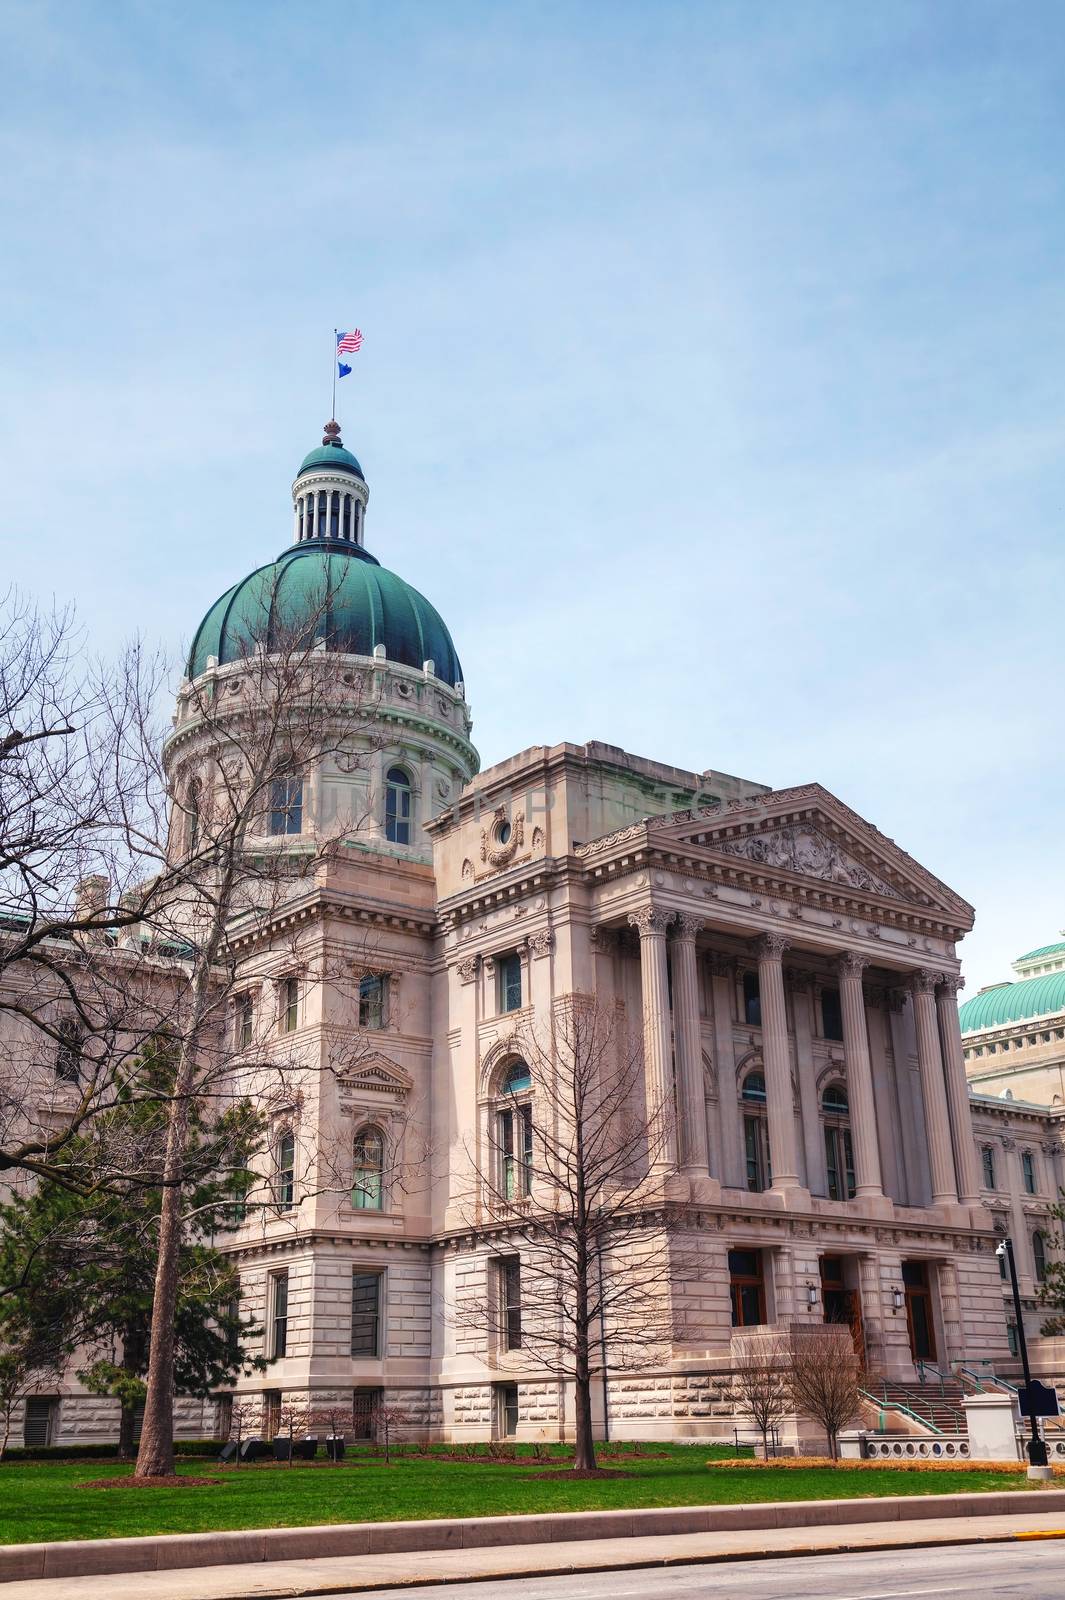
(707, 952), (734, 979)
(528, 929), (555, 958)
(461, 858), (474, 881)
(456, 956), (479, 984)
(755, 932), (790, 961)
(436, 775), (452, 800)
(480, 807), (524, 868)
(937, 974), (965, 998)
(627, 907), (675, 937)
(910, 967), (942, 995)
(336, 1053), (413, 1103)
(673, 915), (703, 940)
(999, 1135), (1016, 1151)
(531, 825), (545, 849)
(886, 988), (908, 1013)
(786, 967), (814, 992)
(714, 824), (902, 899)
(838, 952), (868, 980)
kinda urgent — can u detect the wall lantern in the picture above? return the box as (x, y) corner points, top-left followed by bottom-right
(892, 1287), (904, 1312)
(806, 1284), (818, 1308)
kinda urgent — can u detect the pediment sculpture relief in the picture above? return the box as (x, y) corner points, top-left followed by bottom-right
(713, 825), (902, 900)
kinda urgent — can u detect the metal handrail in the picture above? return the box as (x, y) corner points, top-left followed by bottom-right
(876, 1376), (966, 1431)
(960, 1365), (1019, 1397)
(858, 1388), (945, 1437)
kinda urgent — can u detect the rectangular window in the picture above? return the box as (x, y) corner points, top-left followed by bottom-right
(743, 1116), (771, 1193)
(729, 1248), (766, 1328)
(23, 1396), (57, 1447)
(358, 974), (386, 1030)
(1022, 1151), (1037, 1194)
(236, 991), (253, 1050)
(269, 775), (303, 836)
(281, 975), (299, 1034)
(498, 1105), (533, 1200)
(820, 986), (844, 1041)
(500, 1257), (522, 1350)
(982, 1146), (996, 1189)
(824, 1126), (856, 1201)
(742, 971), (761, 1027)
(351, 1270), (382, 1357)
(263, 1388), (282, 1439)
(352, 1387), (382, 1438)
(270, 1270), (289, 1359)
(496, 1382), (519, 1438)
(499, 953), (523, 1014)
(54, 1020), (82, 1084)
(1007, 1321), (1019, 1357)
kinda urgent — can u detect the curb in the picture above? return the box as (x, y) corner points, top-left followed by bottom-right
(5, 1490), (1065, 1585)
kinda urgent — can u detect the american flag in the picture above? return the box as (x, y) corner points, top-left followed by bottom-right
(336, 329), (363, 354)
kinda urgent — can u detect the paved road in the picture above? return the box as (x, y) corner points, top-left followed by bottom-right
(332, 1540), (1065, 1599)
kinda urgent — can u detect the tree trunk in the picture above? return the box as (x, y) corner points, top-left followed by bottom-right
(573, 1371), (597, 1470)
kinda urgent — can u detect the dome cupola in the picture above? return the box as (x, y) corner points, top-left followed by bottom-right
(186, 421), (464, 687)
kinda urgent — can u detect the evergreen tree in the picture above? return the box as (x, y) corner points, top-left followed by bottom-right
(0, 1085), (264, 1458)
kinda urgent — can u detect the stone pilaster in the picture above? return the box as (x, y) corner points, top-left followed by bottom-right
(837, 953), (883, 1199)
(671, 917), (709, 1175)
(628, 907), (677, 1171)
(756, 934), (800, 1191)
(910, 969), (958, 1206)
(935, 976), (983, 1205)
(789, 969), (824, 1195)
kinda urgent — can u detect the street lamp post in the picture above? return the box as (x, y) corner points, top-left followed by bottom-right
(997, 1236), (1048, 1471)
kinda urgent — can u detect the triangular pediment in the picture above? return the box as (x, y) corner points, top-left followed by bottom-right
(641, 784), (972, 923)
(336, 1052), (413, 1099)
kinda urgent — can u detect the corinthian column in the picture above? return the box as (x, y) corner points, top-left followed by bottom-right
(936, 975), (983, 1204)
(756, 934), (800, 1190)
(910, 969), (958, 1206)
(837, 953), (883, 1199)
(628, 907), (677, 1171)
(671, 917), (709, 1175)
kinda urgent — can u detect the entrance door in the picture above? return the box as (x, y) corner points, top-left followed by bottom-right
(820, 1257), (864, 1358)
(902, 1261), (937, 1362)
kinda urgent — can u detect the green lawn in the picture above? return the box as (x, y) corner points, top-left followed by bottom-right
(0, 1445), (1035, 1546)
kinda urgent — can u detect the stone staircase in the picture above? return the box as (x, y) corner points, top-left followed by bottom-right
(867, 1378), (968, 1434)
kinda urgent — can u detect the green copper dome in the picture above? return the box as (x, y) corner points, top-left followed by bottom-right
(959, 974), (1065, 1033)
(297, 442), (364, 479)
(187, 542), (463, 686)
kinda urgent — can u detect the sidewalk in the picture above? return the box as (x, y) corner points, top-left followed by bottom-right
(3, 1509), (1065, 1600)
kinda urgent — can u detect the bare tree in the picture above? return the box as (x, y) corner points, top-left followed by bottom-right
(788, 1324), (862, 1459)
(223, 1398), (260, 1466)
(273, 1397), (309, 1464)
(729, 1330), (792, 1457)
(453, 996), (685, 1473)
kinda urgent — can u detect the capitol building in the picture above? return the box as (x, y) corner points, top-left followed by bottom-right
(17, 421), (1065, 1450)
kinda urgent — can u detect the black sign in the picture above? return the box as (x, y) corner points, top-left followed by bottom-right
(1018, 1381), (1061, 1419)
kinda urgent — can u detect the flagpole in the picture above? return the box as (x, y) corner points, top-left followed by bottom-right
(331, 328), (337, 422)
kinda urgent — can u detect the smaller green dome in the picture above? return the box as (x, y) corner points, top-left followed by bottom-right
(959, 973), (1065, 1033)
(297, 442), (364, 480)
(1015, 941), (1065, 964)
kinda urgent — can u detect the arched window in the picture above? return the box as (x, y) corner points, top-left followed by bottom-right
(741, 1070), (770, 1193)
(385, 767), (413, 844)
(329, 490), (340, 538)
(1033, 1230), (1047, 1283)
(822, 1083), (855, 1201)
(353, 1126), (385, 1211)
(497, 1060), (533, 1201)
(276, 1130), (295, 1211)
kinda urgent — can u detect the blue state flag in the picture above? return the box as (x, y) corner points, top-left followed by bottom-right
(338, 361), (352, 378)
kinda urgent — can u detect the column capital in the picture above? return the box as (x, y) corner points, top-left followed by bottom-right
(910, 967), (943, 996)
(628, 906), (675, 938)
(886, 986), (909, 1013)
(936, 973), (965, 999)
(707, 952), (735, 979)
(755, 932), (790, 962)
(673, 914), (704, 942)
(838, 951), (868, 981)
(786, 967), (815, 992)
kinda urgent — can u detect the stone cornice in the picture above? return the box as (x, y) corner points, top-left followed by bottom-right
(226, 887), (437, 954)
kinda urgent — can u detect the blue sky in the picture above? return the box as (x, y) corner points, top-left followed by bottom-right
(2, 0), (1063, 994)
